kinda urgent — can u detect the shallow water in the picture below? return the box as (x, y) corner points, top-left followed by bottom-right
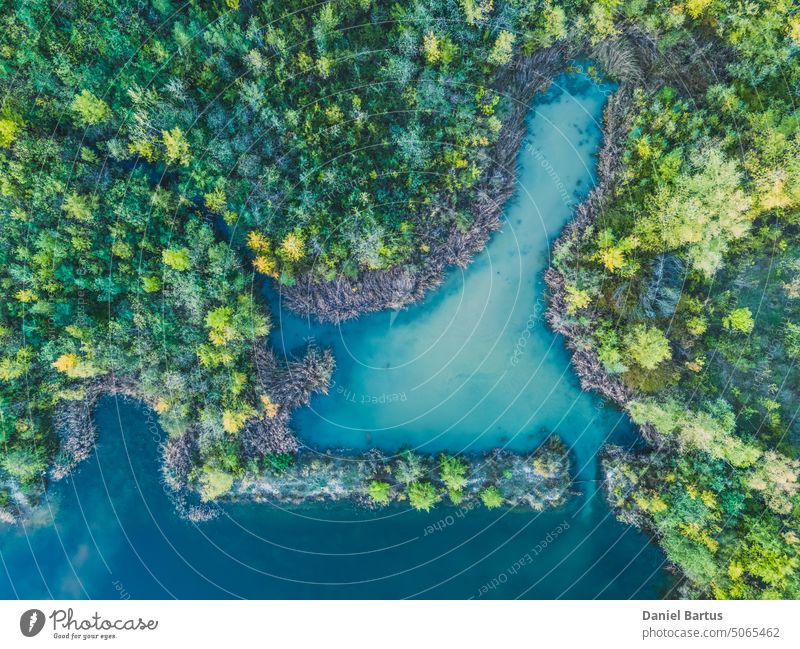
(0, 68), (673, 599)
(270, 70), (634, 483)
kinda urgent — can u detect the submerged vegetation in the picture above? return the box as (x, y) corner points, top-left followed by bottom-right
(1, 0), (799, 600)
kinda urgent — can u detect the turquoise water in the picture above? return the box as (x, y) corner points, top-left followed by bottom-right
(270, 70), (627, 485)
(0, 69), (673, 599)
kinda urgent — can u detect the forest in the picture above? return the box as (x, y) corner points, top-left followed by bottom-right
(1, 0), (799, 598)
(0, 0), (570, 520)
(546, 1), (800, 598)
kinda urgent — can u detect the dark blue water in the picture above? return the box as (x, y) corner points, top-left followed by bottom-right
(0, 68), (673, 599)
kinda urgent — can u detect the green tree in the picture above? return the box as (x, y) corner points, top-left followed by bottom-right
(161, 127), (191, 166)
(723, 307), (754, 334)
(408, 481), (439, 512)
(71, 90), (111, 126)
(162, 248), (191, 271)
(651, 146), (751, 277)
(480, 486), (504, 509)
(368, 480), (392, 505)
(785, 323), (800, 358)
(487, 31), (515, 66)
(439, 454), (468, 496)
(623, 324), (671, 370)
(0, 445), (47, 483)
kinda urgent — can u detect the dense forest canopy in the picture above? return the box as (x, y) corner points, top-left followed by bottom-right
(0, 0), (572, 517)
(1, 0), (572, 283)
(1, 0), (799, 598)
(548, 0), (800, 598)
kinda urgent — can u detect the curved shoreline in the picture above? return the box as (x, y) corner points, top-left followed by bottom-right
(0, 47), (603, 526)
(538, 32), (744, 594)
(278, 48), (567, 323)
(543, 84), (637, 411)
(1, 41), (678, 525)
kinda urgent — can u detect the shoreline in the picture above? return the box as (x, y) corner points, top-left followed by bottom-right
(543, 83), (637, 412)
(278, 47), (567, 323)
(275, 29), (725, 325)
(2, 37), (708, 526)
(0, 45), (610, 526)
(539, 32), (737, 592)
(222, 436), (574, 513)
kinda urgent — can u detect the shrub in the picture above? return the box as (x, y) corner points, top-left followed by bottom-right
(199, 466), (234, 501)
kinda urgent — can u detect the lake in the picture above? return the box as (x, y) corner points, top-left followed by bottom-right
(0, 67), (674, 599)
